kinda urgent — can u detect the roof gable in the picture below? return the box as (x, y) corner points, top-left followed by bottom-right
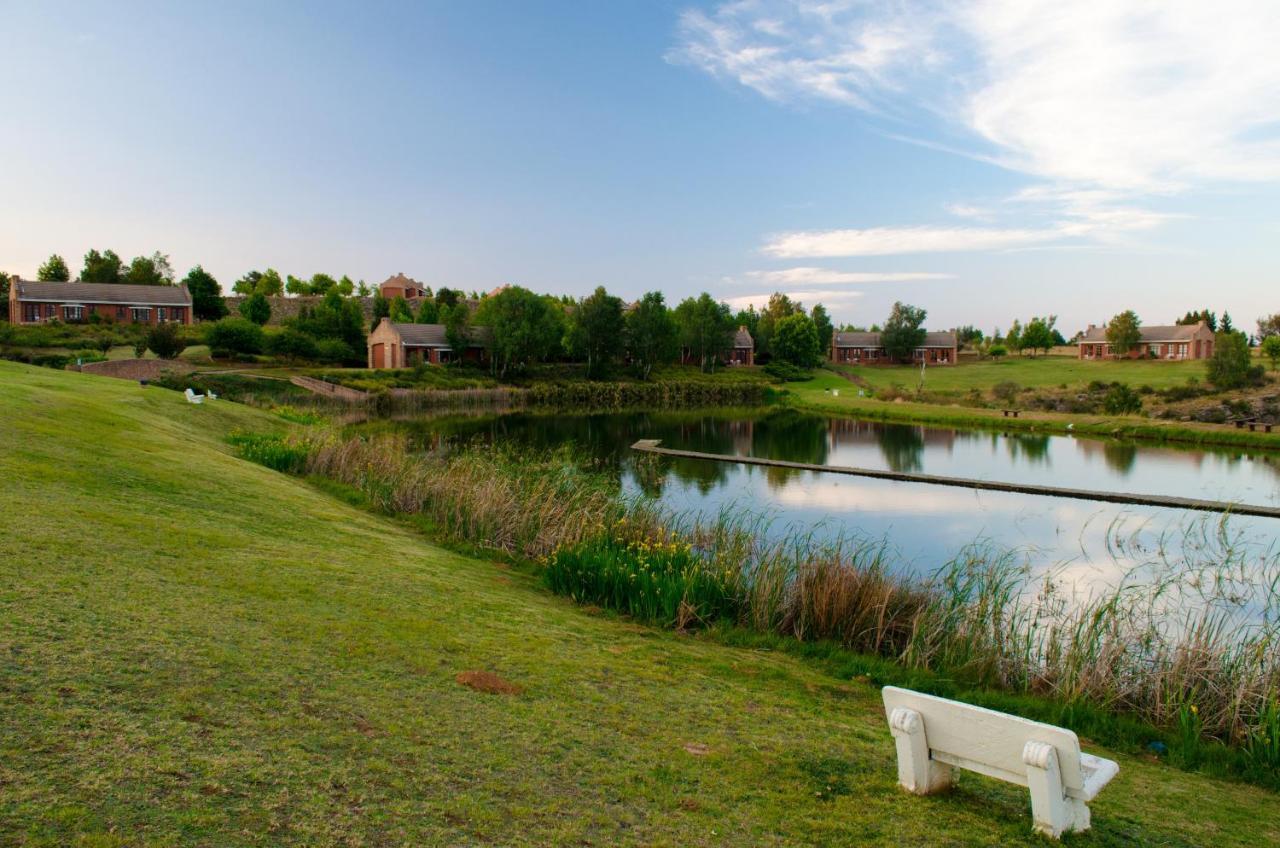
(13, 279), (191, 306)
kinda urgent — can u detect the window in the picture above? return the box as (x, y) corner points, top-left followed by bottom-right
(23, 303), (41, 322)
(130, 307), (151, 323)
(63, 305), (84, 321)
(157, 307), (168, 322)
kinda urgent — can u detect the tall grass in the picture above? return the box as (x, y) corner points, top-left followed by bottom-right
(232, 429), (1280, 784)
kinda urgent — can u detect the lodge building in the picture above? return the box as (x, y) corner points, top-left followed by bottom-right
(1077, 321), (1215, 360)
(7, 279), (193, 325)
(366, 319), (491, 368)
(830, 330), (958, 365)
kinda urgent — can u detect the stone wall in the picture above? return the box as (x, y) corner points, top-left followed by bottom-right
(222, 295), (377, 326)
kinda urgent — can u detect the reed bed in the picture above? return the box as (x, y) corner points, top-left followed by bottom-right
(234, 429), (1280, 783)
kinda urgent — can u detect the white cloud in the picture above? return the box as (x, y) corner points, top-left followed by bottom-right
(725, 289), (864, 310)
(745, 267), (954, 284)
(671, 1), (1280, 194)
(762, 225), (1066, 257)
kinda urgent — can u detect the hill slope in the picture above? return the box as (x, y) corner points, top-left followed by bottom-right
(0, 361), (1275, 846)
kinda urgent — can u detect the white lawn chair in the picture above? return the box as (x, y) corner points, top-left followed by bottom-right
(184, 388), (205, 405)
(883, 686), (1119, 838)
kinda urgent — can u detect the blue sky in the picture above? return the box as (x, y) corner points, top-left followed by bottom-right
(2, 1), (1276, 334)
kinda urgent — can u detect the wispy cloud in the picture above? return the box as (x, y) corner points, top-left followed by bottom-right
(745, 267), (954, 284)
(725, 289), (865, 311)
(762, 225), (1067, 258)
(671, 1), (1280, 194)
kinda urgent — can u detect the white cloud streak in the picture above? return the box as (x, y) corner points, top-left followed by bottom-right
(745, 267), (954, 284)
(762, 225), (1066, 257)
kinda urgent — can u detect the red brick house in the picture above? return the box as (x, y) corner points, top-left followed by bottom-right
(680, 325), (756, 366)
(831, 330), (957, 365)
(367, 319), (490, 368)
(8, 278), (193, 325)
(1077, 321), (1214, 360)
(378, 273), (430, 301)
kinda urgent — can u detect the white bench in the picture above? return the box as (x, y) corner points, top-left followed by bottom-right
(883, 686), (1119, 838)
(184, 388), (205, 404)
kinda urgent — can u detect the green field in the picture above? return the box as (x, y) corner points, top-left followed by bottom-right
(1, 360), (1277, 846)
(830, 354), (1209, 394)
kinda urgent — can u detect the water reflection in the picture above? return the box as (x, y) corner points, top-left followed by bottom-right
(360, 407), (1280, 595)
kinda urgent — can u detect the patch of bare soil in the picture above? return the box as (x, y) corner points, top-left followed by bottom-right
(455, 670), (524, 696)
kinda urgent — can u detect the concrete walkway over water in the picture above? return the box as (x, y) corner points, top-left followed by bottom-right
(629, 439), (1280, 519)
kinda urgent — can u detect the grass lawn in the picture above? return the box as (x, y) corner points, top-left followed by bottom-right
(835, 354), (1209, 395)
(1, 360), (1276, 846)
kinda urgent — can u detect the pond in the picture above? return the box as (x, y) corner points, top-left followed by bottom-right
(364, 407), (1280, 602)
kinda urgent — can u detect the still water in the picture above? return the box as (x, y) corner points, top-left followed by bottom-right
(373, 407), (1280, 593)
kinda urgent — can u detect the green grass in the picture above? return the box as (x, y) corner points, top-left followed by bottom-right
(1, 360), (1277, 846)
(835, 354), (1209, 394)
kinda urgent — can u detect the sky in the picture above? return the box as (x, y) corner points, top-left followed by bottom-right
(2, 0), (1277, 335)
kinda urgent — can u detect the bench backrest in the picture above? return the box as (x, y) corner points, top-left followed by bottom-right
(883, 687), (1084, 793)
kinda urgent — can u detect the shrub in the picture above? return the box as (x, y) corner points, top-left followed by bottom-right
(239, 291), (271, 326)
(226, 432), (311, 473)
(987, 344), (1007, 360)
(145, 323), (187, 359)
(314, 338), (356, 365)
(1102, 382), (1143, 415)
(204, 317), (264, 357)
(265, 328), (319, 361)
(992, 380), (1021, 403)
(70, 349), (108, 365)
(763, 361), (811, 382)
(1208, 331), (1253, 389)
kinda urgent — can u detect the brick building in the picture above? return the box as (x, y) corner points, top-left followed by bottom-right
(8, 279), (192, 325)
(1077, 321), (1215, 360)
(831, 330), (957, 365)
(367, 319), (490, 368)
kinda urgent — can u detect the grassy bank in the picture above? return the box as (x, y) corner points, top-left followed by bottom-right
(783, 369), (1280, 450)
(5, 361), (1280, 845)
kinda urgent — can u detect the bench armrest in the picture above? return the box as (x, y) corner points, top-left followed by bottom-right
(1078, 753), (1119, 801)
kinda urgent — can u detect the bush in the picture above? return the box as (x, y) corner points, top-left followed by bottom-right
(265, 328), (319, 361)
(1102, 382), (1143, 415)
(239, 292), (271, 326)
(70, 349), (108, 365)
(145, 323), (187, 359)
(763, 361), (811, 382)
(314, 338), (357, 365)
(992, 381), (1022, 403)
(204, 317), (264, 357)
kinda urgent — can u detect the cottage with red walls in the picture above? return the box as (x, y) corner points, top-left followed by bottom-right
(1077, 321), (1215, 360)
(367, 319), (491, 368)
(8, 278), (193, 325)
(830, 330), (957, 365)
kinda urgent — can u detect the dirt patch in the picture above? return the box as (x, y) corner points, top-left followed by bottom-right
(455, 670), (523, 696)
(682, 742), (711, 756)
(79, 358), (194, 382)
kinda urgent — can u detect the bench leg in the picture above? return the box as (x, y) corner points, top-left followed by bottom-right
(1023, 741), (1090, 838)
(889, 708), (952, 794)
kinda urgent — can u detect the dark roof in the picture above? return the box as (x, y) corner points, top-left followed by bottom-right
(833, 330), (957, 348)
(13, 279), (191, 306)
(379, 273), (428, 295)
(733, 326), (754, 349)
(1079, 323), (1208, 343)
(387, 322), (491, 347)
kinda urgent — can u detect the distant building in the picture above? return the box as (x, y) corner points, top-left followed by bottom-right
(831, 330), (957, 365)
(367, 319), (490, 368)
(728, 326), (755, 365)
(8, 278), (193, 325)
(378, 273), (430, 301)
(1077, 321), (1215, 360)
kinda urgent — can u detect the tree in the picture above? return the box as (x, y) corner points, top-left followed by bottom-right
(880, 302), (927, 362)
(0, 271), (9, 299)
(755, 292), (802, 360)
(1257, 313), (1280, 340)
(37, 254), (71, 282)
(291, 290), (367, 356)
(371, 292), (390, 330)
(1220, 312), (1234, 334)
(285, 274), (308, 296)
(232, 270), (261, 296)
(988, 344), (1008, 360)
(1260, 335), (1280, 371)
(1005, 318), (1023, 355)
(1178, 309), (1217, 331)
(204, 317), (264, 356)
(565, 286), (626, 378)
(356, 280), (372, 297)
(1105, 310), (1142, 356)
(415, 298), (439, 324)
(734, 306), (759, 340)
(435, 287), (461, 310)
(144, 323), (187, 359)
(626, 291), (678, 380)
(257, 269), (284, 296)
(442, 303), (471, 359)
(181, 266), (227, 321)
(475, 285), (564, 376)
(1020, 315), (1057, 357)
(124, 252), (174, 286)
(389, 296), (414, 323)
(239, 292), (271, 325)
(810, 303), (834, 356)
(1207, 331), (1253, 389)
(81, 249), (123, 284)
(674, 293), (734, 373)
(772, 312), (821, 367)
(956, 325), (984, 347)
(337, 275), (356, 296)
(266, 328), (319, 362)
